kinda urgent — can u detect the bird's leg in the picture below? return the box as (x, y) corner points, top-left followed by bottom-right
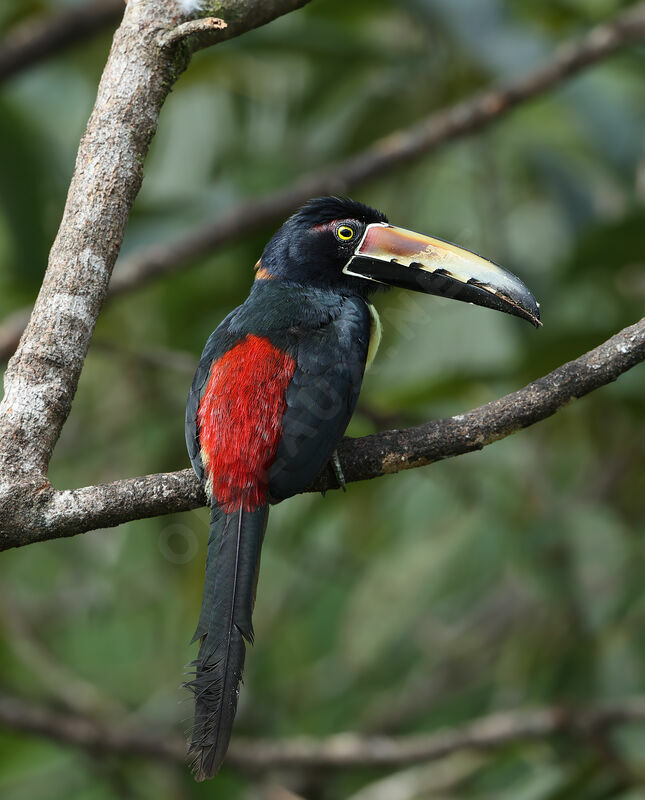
(330, 449), (346, 492)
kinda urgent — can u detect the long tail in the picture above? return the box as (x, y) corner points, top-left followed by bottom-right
(186, 503), (268, 781)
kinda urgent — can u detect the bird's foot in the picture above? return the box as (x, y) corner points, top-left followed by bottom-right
(330, 449), (346, 493)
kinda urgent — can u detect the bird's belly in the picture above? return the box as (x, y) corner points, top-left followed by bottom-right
(197, 335), (296, 512)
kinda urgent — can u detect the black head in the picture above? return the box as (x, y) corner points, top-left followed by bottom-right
(255, 196), (541, 326)
(258, 197), (388, 296)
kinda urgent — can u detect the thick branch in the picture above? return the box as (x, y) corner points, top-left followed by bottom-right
(0, 0), (124, 84)
(2, 4), (645, 361)
(340, 317), (645, 483)
(0, 0), (311, 491)
(2, 317), (642, 550)
(1, 690), (645, 771)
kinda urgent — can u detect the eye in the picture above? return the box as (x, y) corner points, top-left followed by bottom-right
(335, 224), (356, 242)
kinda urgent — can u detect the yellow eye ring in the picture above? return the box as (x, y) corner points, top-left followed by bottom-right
(336, 225), (355, 241)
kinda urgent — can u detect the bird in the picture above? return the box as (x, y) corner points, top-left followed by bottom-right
(184, 196), (540, 780)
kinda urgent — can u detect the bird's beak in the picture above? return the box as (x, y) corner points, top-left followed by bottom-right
(343, 223), (541, 327)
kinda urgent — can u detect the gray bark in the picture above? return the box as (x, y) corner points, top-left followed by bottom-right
(0, 0), (642, 559)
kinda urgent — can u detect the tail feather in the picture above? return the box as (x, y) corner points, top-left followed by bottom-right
(186, 504), (268, 781)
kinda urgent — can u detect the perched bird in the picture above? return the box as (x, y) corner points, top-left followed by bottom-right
(185, 196), (540, 779)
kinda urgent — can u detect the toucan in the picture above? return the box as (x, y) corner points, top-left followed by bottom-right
(185, 196), (540, 780)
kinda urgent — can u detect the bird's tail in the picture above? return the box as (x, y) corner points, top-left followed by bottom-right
(186, 503), (268, 781)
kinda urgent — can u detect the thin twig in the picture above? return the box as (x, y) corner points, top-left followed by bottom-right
(345, 756), (485, 800)
(91, 340), (198, 376)
(107, 0), (645, 295)
(158, 18), (227, 50)
(0, 0), (124, 83)
(2, 690), (645, 771)
(3, 2), (645, 361)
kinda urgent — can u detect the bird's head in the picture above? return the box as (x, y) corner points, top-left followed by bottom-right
(258, 196), (540, 327)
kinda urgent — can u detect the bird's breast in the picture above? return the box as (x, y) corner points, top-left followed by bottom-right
(198, 335), (296, 512)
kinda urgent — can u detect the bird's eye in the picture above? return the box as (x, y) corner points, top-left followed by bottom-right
(336, 224), (355, 242)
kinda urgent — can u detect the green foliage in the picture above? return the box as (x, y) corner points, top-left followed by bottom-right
(1, 1), (644, 797)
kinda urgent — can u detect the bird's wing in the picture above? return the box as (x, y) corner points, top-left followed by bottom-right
(185, 309), (242, 486)
(268, 294), (370, 500)
(186, 293), (371, 501)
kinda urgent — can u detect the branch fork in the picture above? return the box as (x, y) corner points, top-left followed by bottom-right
(158, 17), (227, 50)
(0, 2), (644, 791)
(0, 6), (643, 562)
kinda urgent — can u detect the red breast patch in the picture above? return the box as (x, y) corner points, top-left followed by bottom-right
(197, 335), (296, 513)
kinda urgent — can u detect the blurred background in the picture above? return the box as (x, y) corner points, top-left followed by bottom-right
(0, 0), (644, 798)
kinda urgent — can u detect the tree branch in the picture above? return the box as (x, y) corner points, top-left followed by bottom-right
(157, 17), (228, 51)
(2, 690), (645, 771)
(2, 3), (642, 787)
(0, 3), (642, 553)
(100, 0), (645, 297)
(0, 0), (312, 510)
(2, 317), (642, 550)
(2, 1), (645, 362)
(0, 0), (124, 84)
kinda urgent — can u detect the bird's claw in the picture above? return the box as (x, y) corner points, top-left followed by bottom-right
(330, 449), (346, 492)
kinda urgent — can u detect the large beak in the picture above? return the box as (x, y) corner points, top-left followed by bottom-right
(343, 223), (541, 327)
